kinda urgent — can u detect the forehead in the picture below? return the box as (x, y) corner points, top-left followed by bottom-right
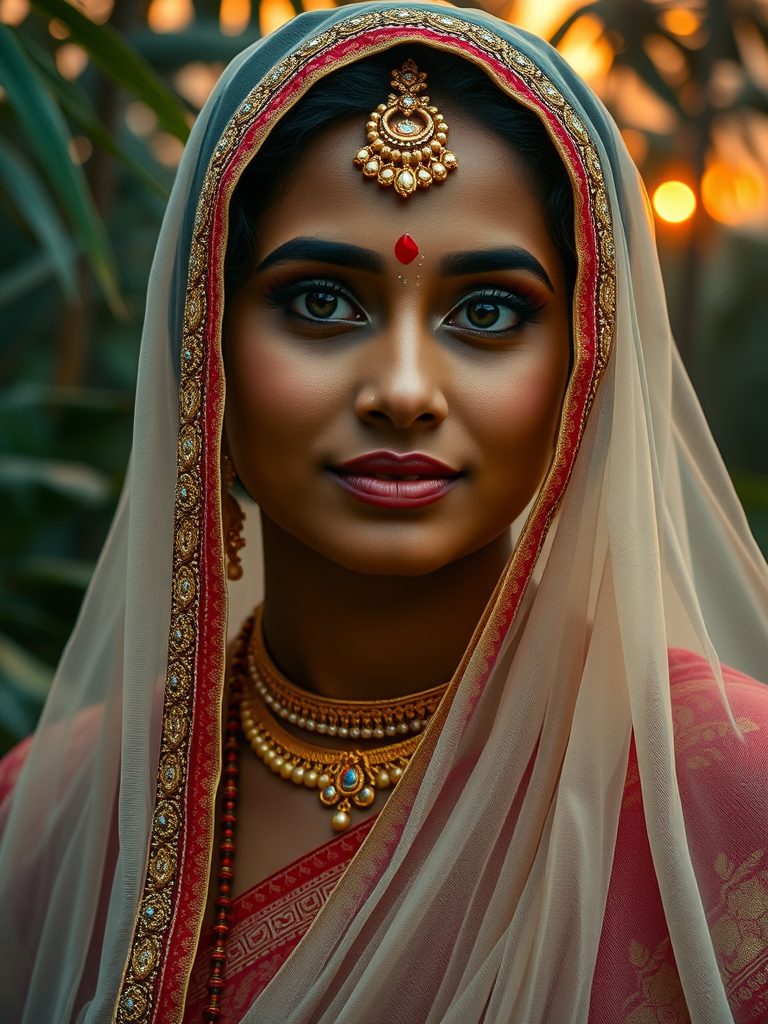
(254, 113), (559, 270)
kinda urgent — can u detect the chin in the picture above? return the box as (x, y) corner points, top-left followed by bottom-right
(305, 523), (498, 577)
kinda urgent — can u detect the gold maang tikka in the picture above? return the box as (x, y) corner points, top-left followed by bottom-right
(353, 59), (457, 198)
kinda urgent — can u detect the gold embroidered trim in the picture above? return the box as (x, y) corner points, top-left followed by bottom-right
(113, 76), (209, 1019)
(115, 9), (617, 1022)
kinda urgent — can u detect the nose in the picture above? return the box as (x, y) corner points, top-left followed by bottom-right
(354, 320), (449, 430)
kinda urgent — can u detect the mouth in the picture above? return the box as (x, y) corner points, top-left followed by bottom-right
(329, 451), (462, 509)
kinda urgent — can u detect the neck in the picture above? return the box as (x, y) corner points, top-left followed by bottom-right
(259, 514), (510, 701)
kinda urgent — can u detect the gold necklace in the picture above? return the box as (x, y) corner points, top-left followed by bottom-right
(248, 604), (448, 740)
(238, 607), (442, 832)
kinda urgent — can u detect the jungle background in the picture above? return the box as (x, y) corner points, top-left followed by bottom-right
(1, 0), (767, 754)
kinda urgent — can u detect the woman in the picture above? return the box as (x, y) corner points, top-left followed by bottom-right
(1, 3), (767, 1023)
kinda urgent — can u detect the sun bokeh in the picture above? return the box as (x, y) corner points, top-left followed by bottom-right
(653, 181), (697, 223)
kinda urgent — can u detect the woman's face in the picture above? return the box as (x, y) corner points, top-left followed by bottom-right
(224, 112), (572, 576)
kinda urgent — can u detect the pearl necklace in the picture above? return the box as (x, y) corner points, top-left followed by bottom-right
(247, 605), (447, 740)
(241, 676), (422, 832)
(240, 605), (443, 832)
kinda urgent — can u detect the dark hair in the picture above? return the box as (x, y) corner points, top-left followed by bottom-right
(224, 44), (577, 294)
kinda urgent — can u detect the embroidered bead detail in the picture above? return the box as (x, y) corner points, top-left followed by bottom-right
(120, 986), (148, 1022)
(132, 936), (161, 980)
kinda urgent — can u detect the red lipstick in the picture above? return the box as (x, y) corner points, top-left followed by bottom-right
(330, 451), (461, 508)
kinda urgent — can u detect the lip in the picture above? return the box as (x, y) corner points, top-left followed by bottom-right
(330, 451), (462, 508)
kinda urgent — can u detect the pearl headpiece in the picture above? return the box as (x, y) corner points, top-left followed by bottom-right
(353, 59), (458, 198)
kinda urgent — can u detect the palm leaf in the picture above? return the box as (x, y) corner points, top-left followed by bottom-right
(0, 634), (53, 703)
(549, 1), (601, 47)
(619, 43), (684, 115)
(0, 137), (79, 300)
(0, 633), (53, 741)
(19, 34), (169, 199)
(31, 0), (190, 142)
(0, 25), (123, 314)
(0, 250), (76, 307)
(551, 0), (684, 113)
(0, 383), (133, 410)
(0, 455), (111, 506)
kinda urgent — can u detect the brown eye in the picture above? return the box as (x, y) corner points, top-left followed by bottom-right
(466, 302), (501, 329)
(446, 294), (523, 335)
(305, 291), (338, 319)
(287, 287), (359, 323)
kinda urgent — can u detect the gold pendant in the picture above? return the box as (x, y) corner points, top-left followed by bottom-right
(240, 683), (413, 833)
(318, 755), (377, 832)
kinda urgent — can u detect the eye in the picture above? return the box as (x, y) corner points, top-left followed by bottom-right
(444, 287), (545, 338)
(460, 300), (520, 331)
(287, 286), (361, 323)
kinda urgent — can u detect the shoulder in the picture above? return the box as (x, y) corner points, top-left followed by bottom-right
(668, 646), (768, 702)
(0, 702), (107, 813)
(591, 650), (768, 1023)
(668, 647), (768, 779)
(666, 650), (768, 1020)
(0, 735), (34, 807)
(667, 647), (767, 833)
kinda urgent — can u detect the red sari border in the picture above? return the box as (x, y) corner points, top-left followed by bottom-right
(183, 818), (376, 1023)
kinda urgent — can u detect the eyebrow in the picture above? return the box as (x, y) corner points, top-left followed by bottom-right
(439, 247), (554, 292)
(255, 237), (383, 274)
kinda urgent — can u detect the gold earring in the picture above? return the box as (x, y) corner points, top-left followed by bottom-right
(222, 455), (245, 581)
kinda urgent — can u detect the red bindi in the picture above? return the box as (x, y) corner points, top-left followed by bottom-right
(394, 233), (419, 264)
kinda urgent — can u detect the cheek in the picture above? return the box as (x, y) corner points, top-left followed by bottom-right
(501, 363), (564, 448)
(459, 339), (568, 498)
(224, 329), (342, 492)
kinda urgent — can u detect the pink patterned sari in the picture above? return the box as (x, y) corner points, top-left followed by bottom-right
(0, 659), (764, 1024)
(170, 650), (768, 1023)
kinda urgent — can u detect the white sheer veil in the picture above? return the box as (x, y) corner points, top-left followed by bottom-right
(0, 34), (273, 1024)
(1, 5), (767, 1024)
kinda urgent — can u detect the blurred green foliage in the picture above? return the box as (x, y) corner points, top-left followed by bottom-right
(0, 0), (245, 751)
(1, 0), (768, 755)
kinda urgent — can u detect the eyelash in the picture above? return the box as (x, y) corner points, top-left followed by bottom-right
(265, 277), (546, 336)
(444, 286), (546, 338)
(266, 277), (360, 324)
